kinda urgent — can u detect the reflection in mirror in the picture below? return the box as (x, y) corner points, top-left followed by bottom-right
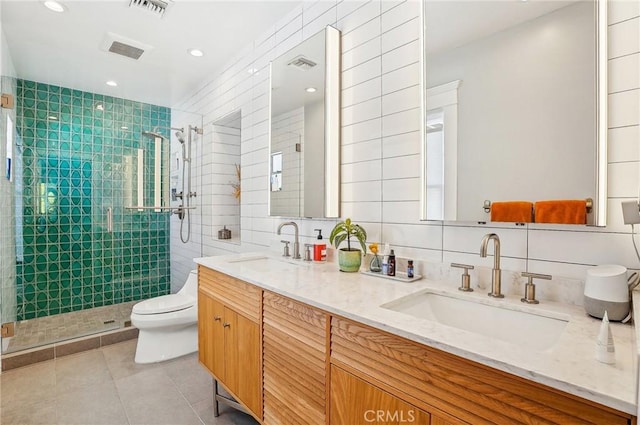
(211, 110), (241, 244)
(269, 26), (340, 218)
(421, 0), (606, 225)
(270, 152), (283, 192)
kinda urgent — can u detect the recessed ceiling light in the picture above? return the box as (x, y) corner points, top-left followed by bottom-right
(106, 80), (118, 87)
(188, 49), (204, 57)
(43, 1), (66, 13)
(305, 87), (317, 93)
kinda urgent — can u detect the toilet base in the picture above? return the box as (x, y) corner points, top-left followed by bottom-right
(134, 323), (198, 364)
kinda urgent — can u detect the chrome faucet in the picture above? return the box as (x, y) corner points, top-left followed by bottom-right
(480, 233), (503, 298)
(277, 221), (300, 259)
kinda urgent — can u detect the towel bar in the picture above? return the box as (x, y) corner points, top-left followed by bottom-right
(484, 198), (593, 214)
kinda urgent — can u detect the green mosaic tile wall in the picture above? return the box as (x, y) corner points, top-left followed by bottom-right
(14, 79), (171, 320)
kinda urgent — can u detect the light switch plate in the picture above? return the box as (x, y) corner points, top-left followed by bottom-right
(621, 201), (640, 225)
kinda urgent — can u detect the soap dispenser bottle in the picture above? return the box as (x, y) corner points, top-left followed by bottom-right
(313, 229), (327, 262)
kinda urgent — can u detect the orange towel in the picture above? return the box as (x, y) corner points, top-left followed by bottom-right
(534, 200), (587, 225)
(490, 201), (533, 223)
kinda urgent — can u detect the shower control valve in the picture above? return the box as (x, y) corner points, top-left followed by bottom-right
(172, 206), (185, 220)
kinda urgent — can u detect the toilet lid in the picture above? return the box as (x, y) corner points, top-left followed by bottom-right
(133, 294), (195, 315)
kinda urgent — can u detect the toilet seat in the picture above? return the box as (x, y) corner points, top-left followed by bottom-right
(132, 294), (195, 315)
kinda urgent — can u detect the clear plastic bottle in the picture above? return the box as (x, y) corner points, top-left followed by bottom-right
(381, 243), (390, 274)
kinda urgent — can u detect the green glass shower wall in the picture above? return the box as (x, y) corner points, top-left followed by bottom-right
(14, 79), (171, 320)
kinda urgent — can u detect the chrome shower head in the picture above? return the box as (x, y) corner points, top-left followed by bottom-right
(175, 130), (186, 144)
(142, 130), (166, 140)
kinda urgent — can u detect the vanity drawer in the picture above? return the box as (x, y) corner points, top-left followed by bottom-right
(330, 317), (631, 425)
(198, 266), (261, 323)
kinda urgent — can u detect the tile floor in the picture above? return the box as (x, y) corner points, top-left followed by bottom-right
(0, 339), (258, 425)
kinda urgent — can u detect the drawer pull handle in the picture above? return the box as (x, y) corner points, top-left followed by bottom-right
(214, 316), (221, 321)
(223, 323), (231, 328)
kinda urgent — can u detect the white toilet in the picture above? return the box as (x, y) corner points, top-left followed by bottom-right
(131, 270), (198, 364)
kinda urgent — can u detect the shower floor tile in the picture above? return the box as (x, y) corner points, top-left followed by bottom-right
(0, 340), (258, 425)
(3, 301), (137, 354)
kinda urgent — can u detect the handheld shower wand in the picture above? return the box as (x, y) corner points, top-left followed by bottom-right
(177, 125), (201, 243)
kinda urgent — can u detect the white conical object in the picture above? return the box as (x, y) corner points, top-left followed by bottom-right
(595, 311), (615, 364)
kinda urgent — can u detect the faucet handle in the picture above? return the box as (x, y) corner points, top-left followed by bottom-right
(280, 240), (291, 257)
(451, 263), (474, 292)
(520, 272), (552, 304)
(303, 244), (313, 261)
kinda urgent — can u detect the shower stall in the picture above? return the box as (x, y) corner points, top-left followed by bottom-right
(0, 79), (195, 355)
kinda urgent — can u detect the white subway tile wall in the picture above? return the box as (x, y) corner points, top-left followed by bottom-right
(169, 0), (640, 305)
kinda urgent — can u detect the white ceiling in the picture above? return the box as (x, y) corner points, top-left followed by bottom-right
(1, 0), (301, 108)
(425, 0), (578, 54)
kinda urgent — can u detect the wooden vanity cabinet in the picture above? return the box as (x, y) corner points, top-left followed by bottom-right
(262, 292), (328, 425)
(331, 365), (432, 425)
(196, 266), (635, 425)
(197, 266), (262, 419)
(330, 316), (633, 425)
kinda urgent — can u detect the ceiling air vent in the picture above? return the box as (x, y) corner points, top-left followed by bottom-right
(287, 55), (317, 71)
(100, 32), (154, 61)
(109, 41), (144, 60)
(129, 0), (172, 18)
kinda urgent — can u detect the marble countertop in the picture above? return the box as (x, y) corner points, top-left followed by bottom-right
(195, 252), (638, 416)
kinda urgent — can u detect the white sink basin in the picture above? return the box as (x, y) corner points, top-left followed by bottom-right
(226, 255), (270, 263)
(226, 255), (308, 272)
(381, 290), (569, 351)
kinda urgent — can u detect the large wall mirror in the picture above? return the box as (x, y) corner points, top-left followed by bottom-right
(420, 0), (607, 225)
(268, 26), (340, 218)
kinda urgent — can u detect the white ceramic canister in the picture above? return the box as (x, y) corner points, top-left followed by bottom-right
(584, 265), (631, 321)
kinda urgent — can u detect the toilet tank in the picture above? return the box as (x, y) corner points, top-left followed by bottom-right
(177, 270), (198, 298)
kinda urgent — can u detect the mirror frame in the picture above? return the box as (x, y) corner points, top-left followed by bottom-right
(419, 0), (608, 226)
(267, 25), (341, 219)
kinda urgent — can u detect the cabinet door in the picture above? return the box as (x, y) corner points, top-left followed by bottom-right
(263, 292), (327, 425)
(330, 366), (431, 425)
(197, 289), (225, 379)
(224, 307), (262, 418)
